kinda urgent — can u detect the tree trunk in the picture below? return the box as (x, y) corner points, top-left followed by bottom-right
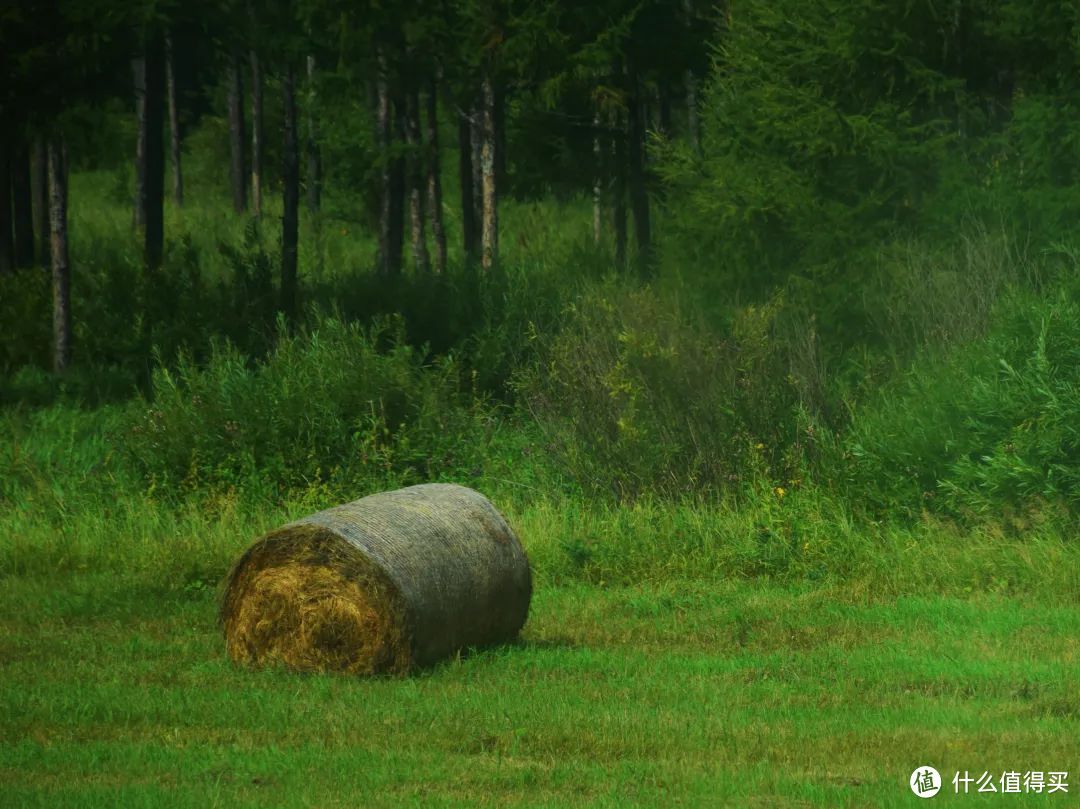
(458, 107), (476, 262)
(12, 142), (34, 268)
(144, 33), (166, 275)
(389, 95), (406, 276)
(612, 106), (627, 271)
(469, 100), (483, 249)
(250, 49), (263, 218)
(685, 71), (701, 155)
(405, 85), (429, 274)
(375, 48), (396, 276)
(425, 75), (447, 274)
(375, 48), (407, 277)
(0, 137), (13, 274)
(166, 34), (183, 206)
(643, 87), (654, 142)
(480, 73), (498, 272)
(32, 139), (48, 266)
(281, 64), (300, 325)
(626, 61), (652, 276)
(592, 107), (602, 245)
(133, 56), (147, 228)
(684, 0), (702, 156)
(227, 47), (247, 213)
(658, 81), (672, 137)
(305, 55), (321, 213)
(493, 81), (506, 196)
(47, 139), (70, 372)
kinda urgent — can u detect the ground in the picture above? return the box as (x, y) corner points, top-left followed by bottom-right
(2, 574), (1076, 807)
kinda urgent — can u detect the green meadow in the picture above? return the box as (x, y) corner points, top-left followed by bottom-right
(6, 0), (1080, 803)
(3, 571), (1077, 807)
(2, 387), (1078, 806)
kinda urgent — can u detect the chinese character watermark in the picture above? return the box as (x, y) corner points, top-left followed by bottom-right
(945, 769), (1069, 797)
(910, 766), (942, 798)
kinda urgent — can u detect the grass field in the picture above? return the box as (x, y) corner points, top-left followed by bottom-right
(2, 528), (1078, 807)
(3, 178), (1079, 806)
(2, 401), (1079, 806)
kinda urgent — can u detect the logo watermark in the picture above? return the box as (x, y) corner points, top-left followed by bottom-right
(910, 766), (942, 798)
(909, 767), (1069, 798)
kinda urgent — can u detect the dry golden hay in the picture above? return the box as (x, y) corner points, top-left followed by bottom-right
(220, 483), (532, 675)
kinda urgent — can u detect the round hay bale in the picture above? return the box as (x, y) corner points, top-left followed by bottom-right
(220, 483), (531, 674)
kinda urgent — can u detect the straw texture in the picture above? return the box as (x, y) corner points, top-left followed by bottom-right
(221, 483), (532, 673)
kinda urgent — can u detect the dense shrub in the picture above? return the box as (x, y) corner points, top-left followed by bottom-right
(864, 227), (1026, 354)
(518, 285), (807, 500)
(0, 269), (52, 375)
(123, 316), (494, 499)
(844, 283), (1080, 521)
(306, 259), (572, 399)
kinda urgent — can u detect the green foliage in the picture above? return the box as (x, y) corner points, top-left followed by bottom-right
(178, 114), (234, 201)
(3, 165), (597, 405)
(123, 315), (492, 499)
(845, 283), (1080, 521)
(853, 225), (1027, 360)
(519, 284), (803, 499)
(0, 269), (52, 375)
(8, 14), (1080, 803)
(972, 92), (1080, 241)
(661, 0), (954, 286)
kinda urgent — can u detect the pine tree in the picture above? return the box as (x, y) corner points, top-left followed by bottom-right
(0, 143), (12, 273)
(458, 106), (477, 261)
(405, 83), (430, 273)
(132, 56), (147, 228)
(375, 45), (396, 276)
(143, 30), (165, 275)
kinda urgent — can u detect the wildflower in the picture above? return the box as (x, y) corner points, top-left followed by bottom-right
(774, 486), (786, 498)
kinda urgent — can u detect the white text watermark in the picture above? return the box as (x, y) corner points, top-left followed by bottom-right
(909, 767), (1069, 798)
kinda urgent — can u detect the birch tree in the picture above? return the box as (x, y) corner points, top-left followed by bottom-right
(47, 139), (70, 372)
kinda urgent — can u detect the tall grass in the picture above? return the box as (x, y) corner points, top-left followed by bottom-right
(3, 172), (1079, 605)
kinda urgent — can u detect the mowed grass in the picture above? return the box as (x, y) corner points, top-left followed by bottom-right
(1, 572), (1077, 808)
(2, 402), (1079, 806)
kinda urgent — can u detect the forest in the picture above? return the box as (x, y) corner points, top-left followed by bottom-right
(2, 0), (1079, 805)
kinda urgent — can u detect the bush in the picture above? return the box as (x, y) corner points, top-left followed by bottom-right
(844, 283), (1080, 521)
(299, 255), (576, 401)
(863, 225), (1027, 355)
(518, 284), (806, 500)
(0, 269), (52, 374)
(123, 315), (493, 500)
